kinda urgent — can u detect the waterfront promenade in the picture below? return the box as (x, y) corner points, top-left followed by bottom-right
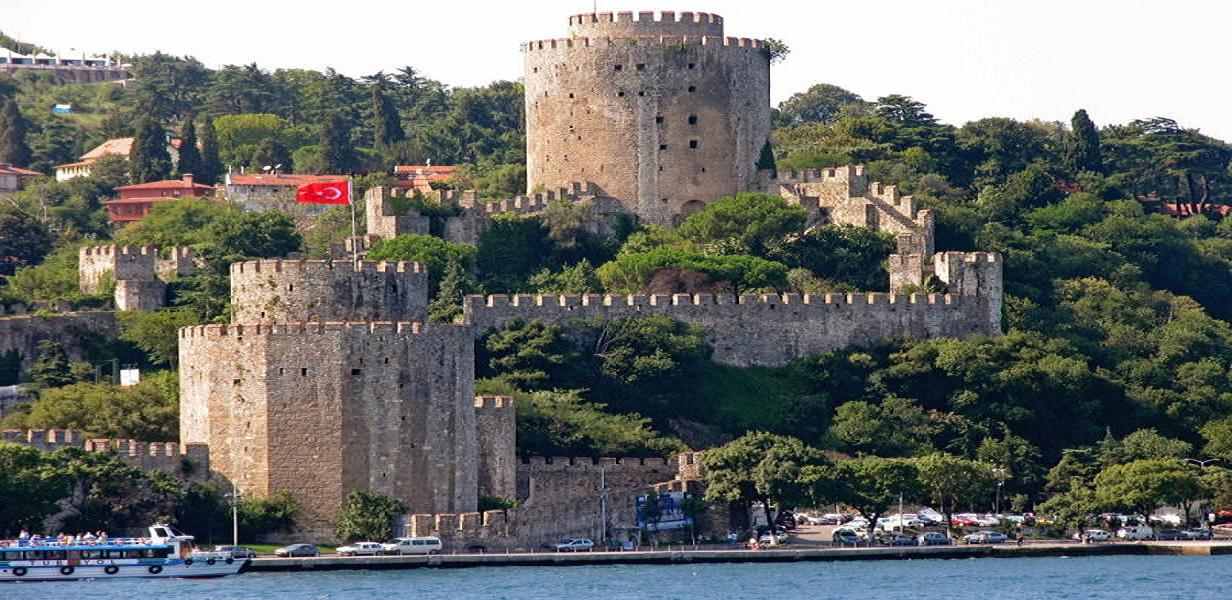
(247, 541), (1232, 572)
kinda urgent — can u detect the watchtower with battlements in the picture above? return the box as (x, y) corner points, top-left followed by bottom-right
(230, 259), (429, 323)
(524, 11), (772, 226)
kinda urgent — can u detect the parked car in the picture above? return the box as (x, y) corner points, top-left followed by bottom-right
(213, 545), (257, 559)
(820, 513), (850, 525)
(951, 515), (979, 527)
(973, 515), (1002, 527)
(337, 542), (383, 556)
(382, 536), (444, 555)
(1181, 528), (1213, 541)
(918, 532), (952, 546)
(1116, 526), (1154, 541)
(833, 529), (862, 546)
(883, 533), (917, 546)
(759, 533), (788, 545)
(1154, 529), (1184, 541)
(274, 544), (319, 557)
(963, 531), (1008, 544)
(555, 538), (595, 552)
(1083, 529), (1112, 542)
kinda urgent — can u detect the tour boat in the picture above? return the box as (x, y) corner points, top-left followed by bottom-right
(0, 524), (247, 581)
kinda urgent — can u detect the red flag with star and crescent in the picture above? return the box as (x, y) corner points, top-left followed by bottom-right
(296, 180), (350, 205)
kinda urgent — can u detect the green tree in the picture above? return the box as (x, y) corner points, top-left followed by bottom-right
(1201, 418), (1232, 463)
(0, 207), (53, 266)
(677, 193), (807, 256)
(176, 117), (202, 179)
(479, 320), (577, 389)
(238, 492), (298, 537)
(597, 247), (788, 294)
(831, 397), (933, 457)
(207, 210), (303, 258)
(775, 83), (866, 126)
(701, 432), (820, 536)
(0, 442), (64, 535)
(1036, 483), (1101, 535)
(29, 339), (75, 389)
(529, 259), (602, 294)
(0, 97), (32, 167)
(1094, 459), (1203, 519)
(197, 117), (223, 185)
(825, 457), (919, 542)
(366, 234), (475, 297)
(319, 111), (356, 173)
(117, 308), (200, 367)
(370, 81), (405, 150)
(335, 490), (407, 542)
(6, 371), (180, 441)
(1066, 109), (1103, 174)
(212, 113), (289, 167)
(427, 257), (475, 323)
(915, 452), (994, 535)
(769, 225), (896, 291)
(129, 117), (171, 183)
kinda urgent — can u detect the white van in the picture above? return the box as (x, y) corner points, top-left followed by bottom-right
(381, 536), (443, 555)
(1116, 525), (1154, 541)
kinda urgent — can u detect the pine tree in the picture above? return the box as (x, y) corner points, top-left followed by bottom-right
(1065, 109), (1103, 175)
(0, 98), (32, 167)
(371, 83), (405, 150)
(320, 111), (356, 174)
(176, 118), (202, 178)
(129, 117), (172, 183)
(29, 340), (74, 388)
(198, 117), (223, 185)
(428, 258), (473, 323)
(755, 140), (777, 177)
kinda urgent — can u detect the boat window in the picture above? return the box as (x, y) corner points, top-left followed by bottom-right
(153, 527), (169, 538)
(153, 548), (171, 558)
(82, 550), (102, 559)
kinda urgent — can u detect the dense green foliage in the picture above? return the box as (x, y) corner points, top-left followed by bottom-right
(3, 371), (179, 440)
(334, 490), (406, 543)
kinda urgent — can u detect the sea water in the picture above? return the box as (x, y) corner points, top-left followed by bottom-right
(3, 555), (1227, 599)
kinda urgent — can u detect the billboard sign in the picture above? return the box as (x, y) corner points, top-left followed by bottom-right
(636, 491), (694, 532)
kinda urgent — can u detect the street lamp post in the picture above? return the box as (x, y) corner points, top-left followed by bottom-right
(992, 467), (1008, 516)
(1184, 458), (1219, 530)
(225, 481), (241, 547)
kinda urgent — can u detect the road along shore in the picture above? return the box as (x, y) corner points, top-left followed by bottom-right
(247, 541), (1232, 572)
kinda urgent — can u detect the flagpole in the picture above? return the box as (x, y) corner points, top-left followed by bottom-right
(348, 179), (358, 265)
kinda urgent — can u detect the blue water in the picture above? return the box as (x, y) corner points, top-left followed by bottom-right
(3, 555), (1228, 599)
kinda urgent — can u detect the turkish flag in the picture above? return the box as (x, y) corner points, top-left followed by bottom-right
(296, 180), (350, 205)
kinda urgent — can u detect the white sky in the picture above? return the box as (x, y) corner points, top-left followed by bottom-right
(6, 0), (1228, 140)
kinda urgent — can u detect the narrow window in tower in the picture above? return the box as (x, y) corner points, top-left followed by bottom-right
(688, 85), (697, 93)
(636, 63), (646, 71)
(688, 63), (696, 69)
(287, 284), (294, 291)
(638, 91), (645, 97)
(689, 140), (699, 149)
(568, 93), (574, 99)
(533, 67), (538, 73)
(659, 165), (663, 172)
(701, 167), (707, 173)
(617, 91), (625, 97)
(661, 198), (669, 204)
(688, 115), (698, 125)
(352, 369), (362, 376)
(614, 64), (623, 71)
(659, 144), (668, 150)
(301, 368), (308, 376)
(655, 115), (664, 124)
(278, 368), (284, 375)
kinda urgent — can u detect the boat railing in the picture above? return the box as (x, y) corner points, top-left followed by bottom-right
(0, 537), (153, 549)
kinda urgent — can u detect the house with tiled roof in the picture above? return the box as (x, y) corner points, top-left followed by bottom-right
(55, 137), (181, 182)
(394, 164), (458, 194)
(0, 163), (44, 193)
(105, 174), (214, 225)
(223, 172), (349, 213)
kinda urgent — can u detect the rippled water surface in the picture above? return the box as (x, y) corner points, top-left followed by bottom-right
(4, 555), (1229, 599)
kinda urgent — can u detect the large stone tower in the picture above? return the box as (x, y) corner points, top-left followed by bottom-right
(524, 11), (772, 226)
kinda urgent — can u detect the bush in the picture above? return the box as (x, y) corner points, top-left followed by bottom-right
(335, 490), (407, 542)
(596, 247), (788, 293)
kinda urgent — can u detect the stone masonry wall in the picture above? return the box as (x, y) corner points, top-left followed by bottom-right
(78, 245), (195, 311)
(229, 259), (429, 323)
(1, 429), (209, 479)
(463, 284), (1000, 369)
(178, 321), (477, 539)
(0, 312), (117, 376)
(524, 12), (771, 226)
(474, 396), (516, 501)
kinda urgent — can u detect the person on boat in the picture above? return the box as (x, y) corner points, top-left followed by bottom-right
(18, 529), (29, 541)
(82, 531), (96, 541)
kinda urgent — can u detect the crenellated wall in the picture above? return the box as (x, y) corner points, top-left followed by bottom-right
(524, 12), (772, 226)
(229, 259), (429, 323)
(474, 396), (516, 501)
(78, 245), (195, 311)
(463, 279), (1001, 368)
(178, 321), (477, 539)
(1, 428), (209, 478)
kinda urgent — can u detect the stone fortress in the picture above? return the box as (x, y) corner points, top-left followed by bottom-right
(1, 10), (1005, 547)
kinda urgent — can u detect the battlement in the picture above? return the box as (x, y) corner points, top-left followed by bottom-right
(474, 395), (514, 410)
(569, 10), (724, 27)
(179, 321), (430, 339)
(406, 509), (514, 541)
(469, 292), (959, 310)
(78, 245), (160, 258)
(524, 35), (763, 52)
(518, 456), (673, 472)
(676, 452), (705, 481)
(230, 259), (425, 275)
(477, 183), (596, 216)
(566, 10), (725, 39)
(771, 165), (867, 185)
(1, 429), (208, 477)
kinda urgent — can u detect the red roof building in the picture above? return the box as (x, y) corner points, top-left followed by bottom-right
(394, 164), (458, 194)
(0, 163), (43, 192)
(106, 174), (214, 224)
(223, 172), (350, 212)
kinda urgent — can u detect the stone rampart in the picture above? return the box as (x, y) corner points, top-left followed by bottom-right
(78, 245), (195, 311)
(229, 259), (429, 323)
(1, 428), (208, 478)
(178, 320), (477, 539)
(463, 287), (997, 367)
(474, 396), (516, 501)
(0, 311), (117, 377)
(567, 11), (725, 38)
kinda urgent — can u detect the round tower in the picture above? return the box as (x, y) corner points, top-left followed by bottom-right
(524, 10), (772, 226)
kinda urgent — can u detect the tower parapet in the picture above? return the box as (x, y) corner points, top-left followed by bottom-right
(78, 245), (194, 311)
(229, 259), (428, 323)
(474, 396), (516, 501)
(567, 11), (725, 38)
